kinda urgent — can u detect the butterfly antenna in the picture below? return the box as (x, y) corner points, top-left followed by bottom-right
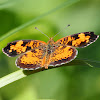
(53, 24), (70, 38)
(35, 27), (50, 39)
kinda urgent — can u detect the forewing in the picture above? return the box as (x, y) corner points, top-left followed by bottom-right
(56, 32), (99, 48)
(49, 46), (78, 66)
(16, 48), (46, 70)
(3, 40), (46, 57)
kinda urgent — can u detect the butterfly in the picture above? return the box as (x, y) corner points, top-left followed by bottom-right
(2, 32), (99, 70)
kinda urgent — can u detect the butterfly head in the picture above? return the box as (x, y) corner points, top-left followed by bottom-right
(47, 37), (55, 45)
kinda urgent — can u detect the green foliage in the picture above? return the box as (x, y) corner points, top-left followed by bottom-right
(0, 0), (100, 100)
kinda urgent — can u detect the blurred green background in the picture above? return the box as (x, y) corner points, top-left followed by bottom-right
(0, 0), (100, 100)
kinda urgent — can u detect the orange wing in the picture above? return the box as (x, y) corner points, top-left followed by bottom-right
(49, 46), (78, 66)
(56, 32), (99, 48)
(16, 48), (46, 70)
(3, 40), (46, 57)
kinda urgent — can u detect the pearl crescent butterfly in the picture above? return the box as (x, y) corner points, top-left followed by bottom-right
(2, 32), (99, 70)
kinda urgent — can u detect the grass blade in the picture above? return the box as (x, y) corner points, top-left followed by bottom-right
(76, 58), (100, 67)
(0, 0), (20, 10)
(0, 0), (80, 42)
(0, 70), (26, 88)
(1, 58), (99, 88)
